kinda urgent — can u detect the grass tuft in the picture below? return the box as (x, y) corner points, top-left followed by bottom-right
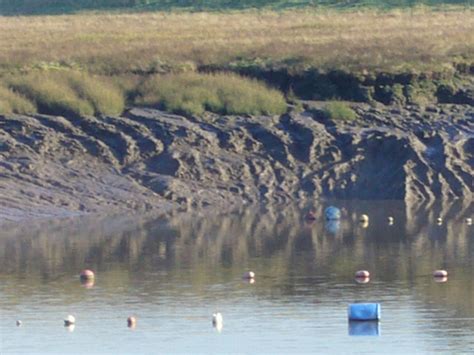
(7, 74), (95, 117)
(323, 101), (357, 120)
(64, 72), (125, 115)
(0, 86), (37, 115)
(4, 71), (125, 117)
(134, 72), (287, 116)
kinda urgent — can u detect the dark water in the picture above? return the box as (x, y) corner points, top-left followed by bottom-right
(0, 201), (473, 354)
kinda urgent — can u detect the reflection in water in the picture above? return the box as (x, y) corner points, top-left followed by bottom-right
(0, 200), (472, 353)
(348, 321), (380, 336)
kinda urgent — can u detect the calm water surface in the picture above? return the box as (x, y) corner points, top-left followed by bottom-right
(0, 201), (473, 354)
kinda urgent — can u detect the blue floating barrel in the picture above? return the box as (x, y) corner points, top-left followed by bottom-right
(325, 206), (341, 220)
(348, 303), (381, 321)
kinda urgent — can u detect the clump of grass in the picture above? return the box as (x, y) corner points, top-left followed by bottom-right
(134, 72), (287, 116)
(0, 86), (37, 115)
(7, 74), (95, 117)
(5, 71), (125, 117)
(63, 72), (125, 115)
(323, 101), (357, 120)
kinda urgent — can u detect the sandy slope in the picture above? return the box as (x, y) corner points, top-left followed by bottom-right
(0, 103), (472, 220)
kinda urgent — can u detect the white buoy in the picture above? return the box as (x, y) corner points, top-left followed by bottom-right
(433, 270), (448, 278)
(243, 271), (255, 280)
(212, 313), (223, 332)
(355, 270), (370, 278)
(64, 315), (75, 326)
(359, 214), (369, 223)
(466, 218), (472, 225)
(388, 216), (394, 225)
(16, 320), (22, 327)
(127, 316), (137, 328)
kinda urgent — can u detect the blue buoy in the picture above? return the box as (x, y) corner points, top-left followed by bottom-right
(348, 303), (381, 321)
(325, 206), (341, 220)
(348, 320), (380, 336)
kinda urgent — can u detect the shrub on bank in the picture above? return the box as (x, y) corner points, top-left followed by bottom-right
(323, 101), (357, 120)
(134, 72), (287, 116)
(0, 86), (36, 115)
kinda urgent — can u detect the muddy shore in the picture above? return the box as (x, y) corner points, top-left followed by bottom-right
(0, 102), (472, 221)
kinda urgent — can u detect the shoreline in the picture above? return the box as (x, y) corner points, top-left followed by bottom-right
(1, 102), (472, 221)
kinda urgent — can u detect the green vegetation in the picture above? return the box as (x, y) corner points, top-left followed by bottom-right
(134, 72), (287, 116)
(1, 71), (124, 116)
(8, 74), (95, 117)
(0, 70), (286, 117)
(323, 101), (357, 120)
(0, 86), (36, 115)
(0, 0), (472, 15)
(64, 72), (125, 115)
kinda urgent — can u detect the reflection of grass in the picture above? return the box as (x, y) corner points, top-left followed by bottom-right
(0, 9), (472, 75)
(135, 72), (287, 116)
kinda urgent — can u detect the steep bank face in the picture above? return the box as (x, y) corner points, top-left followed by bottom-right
(0, 103), (472, 219)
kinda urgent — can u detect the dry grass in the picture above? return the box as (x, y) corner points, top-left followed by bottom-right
(0, 86), (36, 114)
(3, 71), (125, 116)
(0, 8), (473, 74)
(135, 72), (287, 116)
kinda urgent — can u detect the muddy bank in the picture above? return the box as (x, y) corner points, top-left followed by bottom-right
(0, 103), (473, 220)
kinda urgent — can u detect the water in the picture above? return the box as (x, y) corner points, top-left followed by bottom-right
(0, 201), (473, 354)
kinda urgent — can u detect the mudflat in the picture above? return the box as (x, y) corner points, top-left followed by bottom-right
(1, 102), (472, 221)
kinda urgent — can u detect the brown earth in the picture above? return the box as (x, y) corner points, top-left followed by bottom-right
(0, 103), (472, 221)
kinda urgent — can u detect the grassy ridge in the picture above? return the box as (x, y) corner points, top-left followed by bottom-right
(0, 0), (472, 15)
(0, 71), (287, 116)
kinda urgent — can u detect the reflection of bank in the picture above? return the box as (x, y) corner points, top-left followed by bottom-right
(348, 321), (380, 336)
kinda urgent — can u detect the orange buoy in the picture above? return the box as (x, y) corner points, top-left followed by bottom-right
(433, 270), (448, 278)
(80, 269), (95, 280)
